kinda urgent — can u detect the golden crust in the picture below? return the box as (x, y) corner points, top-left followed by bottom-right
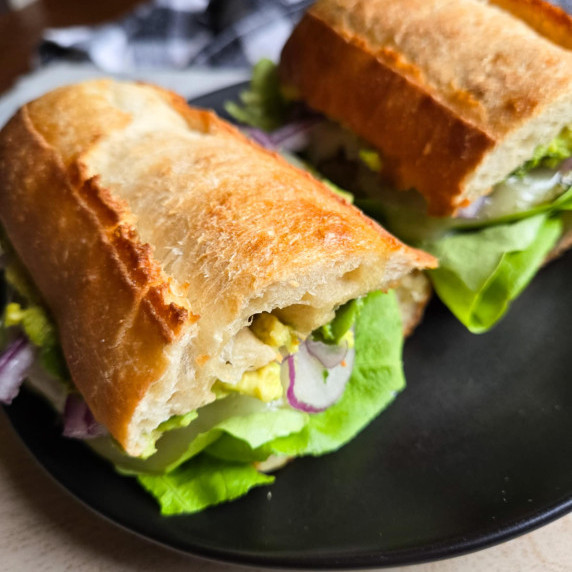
(280, 12), (495, 215)
(0, 105), (197, 449)
(74, 82), (436, 300)
(0, 79), (436, 454)
(279, 0), (572, 215)
(489, 0), (572, 50)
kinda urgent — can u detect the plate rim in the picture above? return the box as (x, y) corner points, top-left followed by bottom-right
(5, 379), (572, 570)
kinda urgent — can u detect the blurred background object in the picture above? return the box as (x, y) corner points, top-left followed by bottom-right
(2, 0), (571, 95)
(7, 0), (38, 9)
(0, 0), (314, 94)
(38, 0), (313, 71)
(0, 0), (142, 93)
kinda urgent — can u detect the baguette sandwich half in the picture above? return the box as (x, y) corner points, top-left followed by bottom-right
(0, 79), (436, 514)
(226, 0), (572, 332)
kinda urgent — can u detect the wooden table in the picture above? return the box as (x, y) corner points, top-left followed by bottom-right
(0, 2), (571, 570)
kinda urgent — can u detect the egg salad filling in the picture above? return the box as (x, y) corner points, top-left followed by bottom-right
(213, 313), (300, 403)
(1, 225), (408, 516)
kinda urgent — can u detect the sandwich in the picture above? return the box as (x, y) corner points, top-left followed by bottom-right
(229, 0), (572, 333)
(0, 79), (436, 514)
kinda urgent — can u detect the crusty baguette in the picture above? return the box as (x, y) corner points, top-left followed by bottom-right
(0, 79), (436, 456)
(489, 0), (572, 50)
(279, 0), (572, 216)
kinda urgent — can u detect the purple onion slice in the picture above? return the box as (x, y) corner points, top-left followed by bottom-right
(243, 119), (320, 153)
(0, 336), (35, 404)
(305, 338), (348, 369)
(559, 157), (572, 175)
(242, 127), (276, 150)
(281, 343), (355, 413)
(269, 119), (320, 152)
(62, 394), (107, 439)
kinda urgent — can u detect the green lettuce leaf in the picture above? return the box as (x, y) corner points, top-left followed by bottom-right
(1, 227), (406, 515)
(357, 179), (572, 246)
(445, 181), (572, 231)
(137, 455), (274, 515)
(130, 291), (405, 513)
(214, 408), (307, 450)
(206, 291), (404, 461)
(358, 175), (571, 334)
(423, 214), (562, 333)
(224, 59), (289, 131)
(267, 290), (404, 455)
(157, 412), (198, 432)
(92, 397), (307, 476)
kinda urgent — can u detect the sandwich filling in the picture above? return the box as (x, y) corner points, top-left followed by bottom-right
(306, 120), (572, 332)
(0, 233), (408, 514)
(305, 121), (572, 241)
(227, 60), (572, 333)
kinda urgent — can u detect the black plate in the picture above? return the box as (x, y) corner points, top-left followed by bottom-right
(4, 84), (572, 570)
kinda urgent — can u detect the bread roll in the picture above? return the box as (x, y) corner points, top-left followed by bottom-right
(279, 0), (572, 215)
(0, 79), (436, 456)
